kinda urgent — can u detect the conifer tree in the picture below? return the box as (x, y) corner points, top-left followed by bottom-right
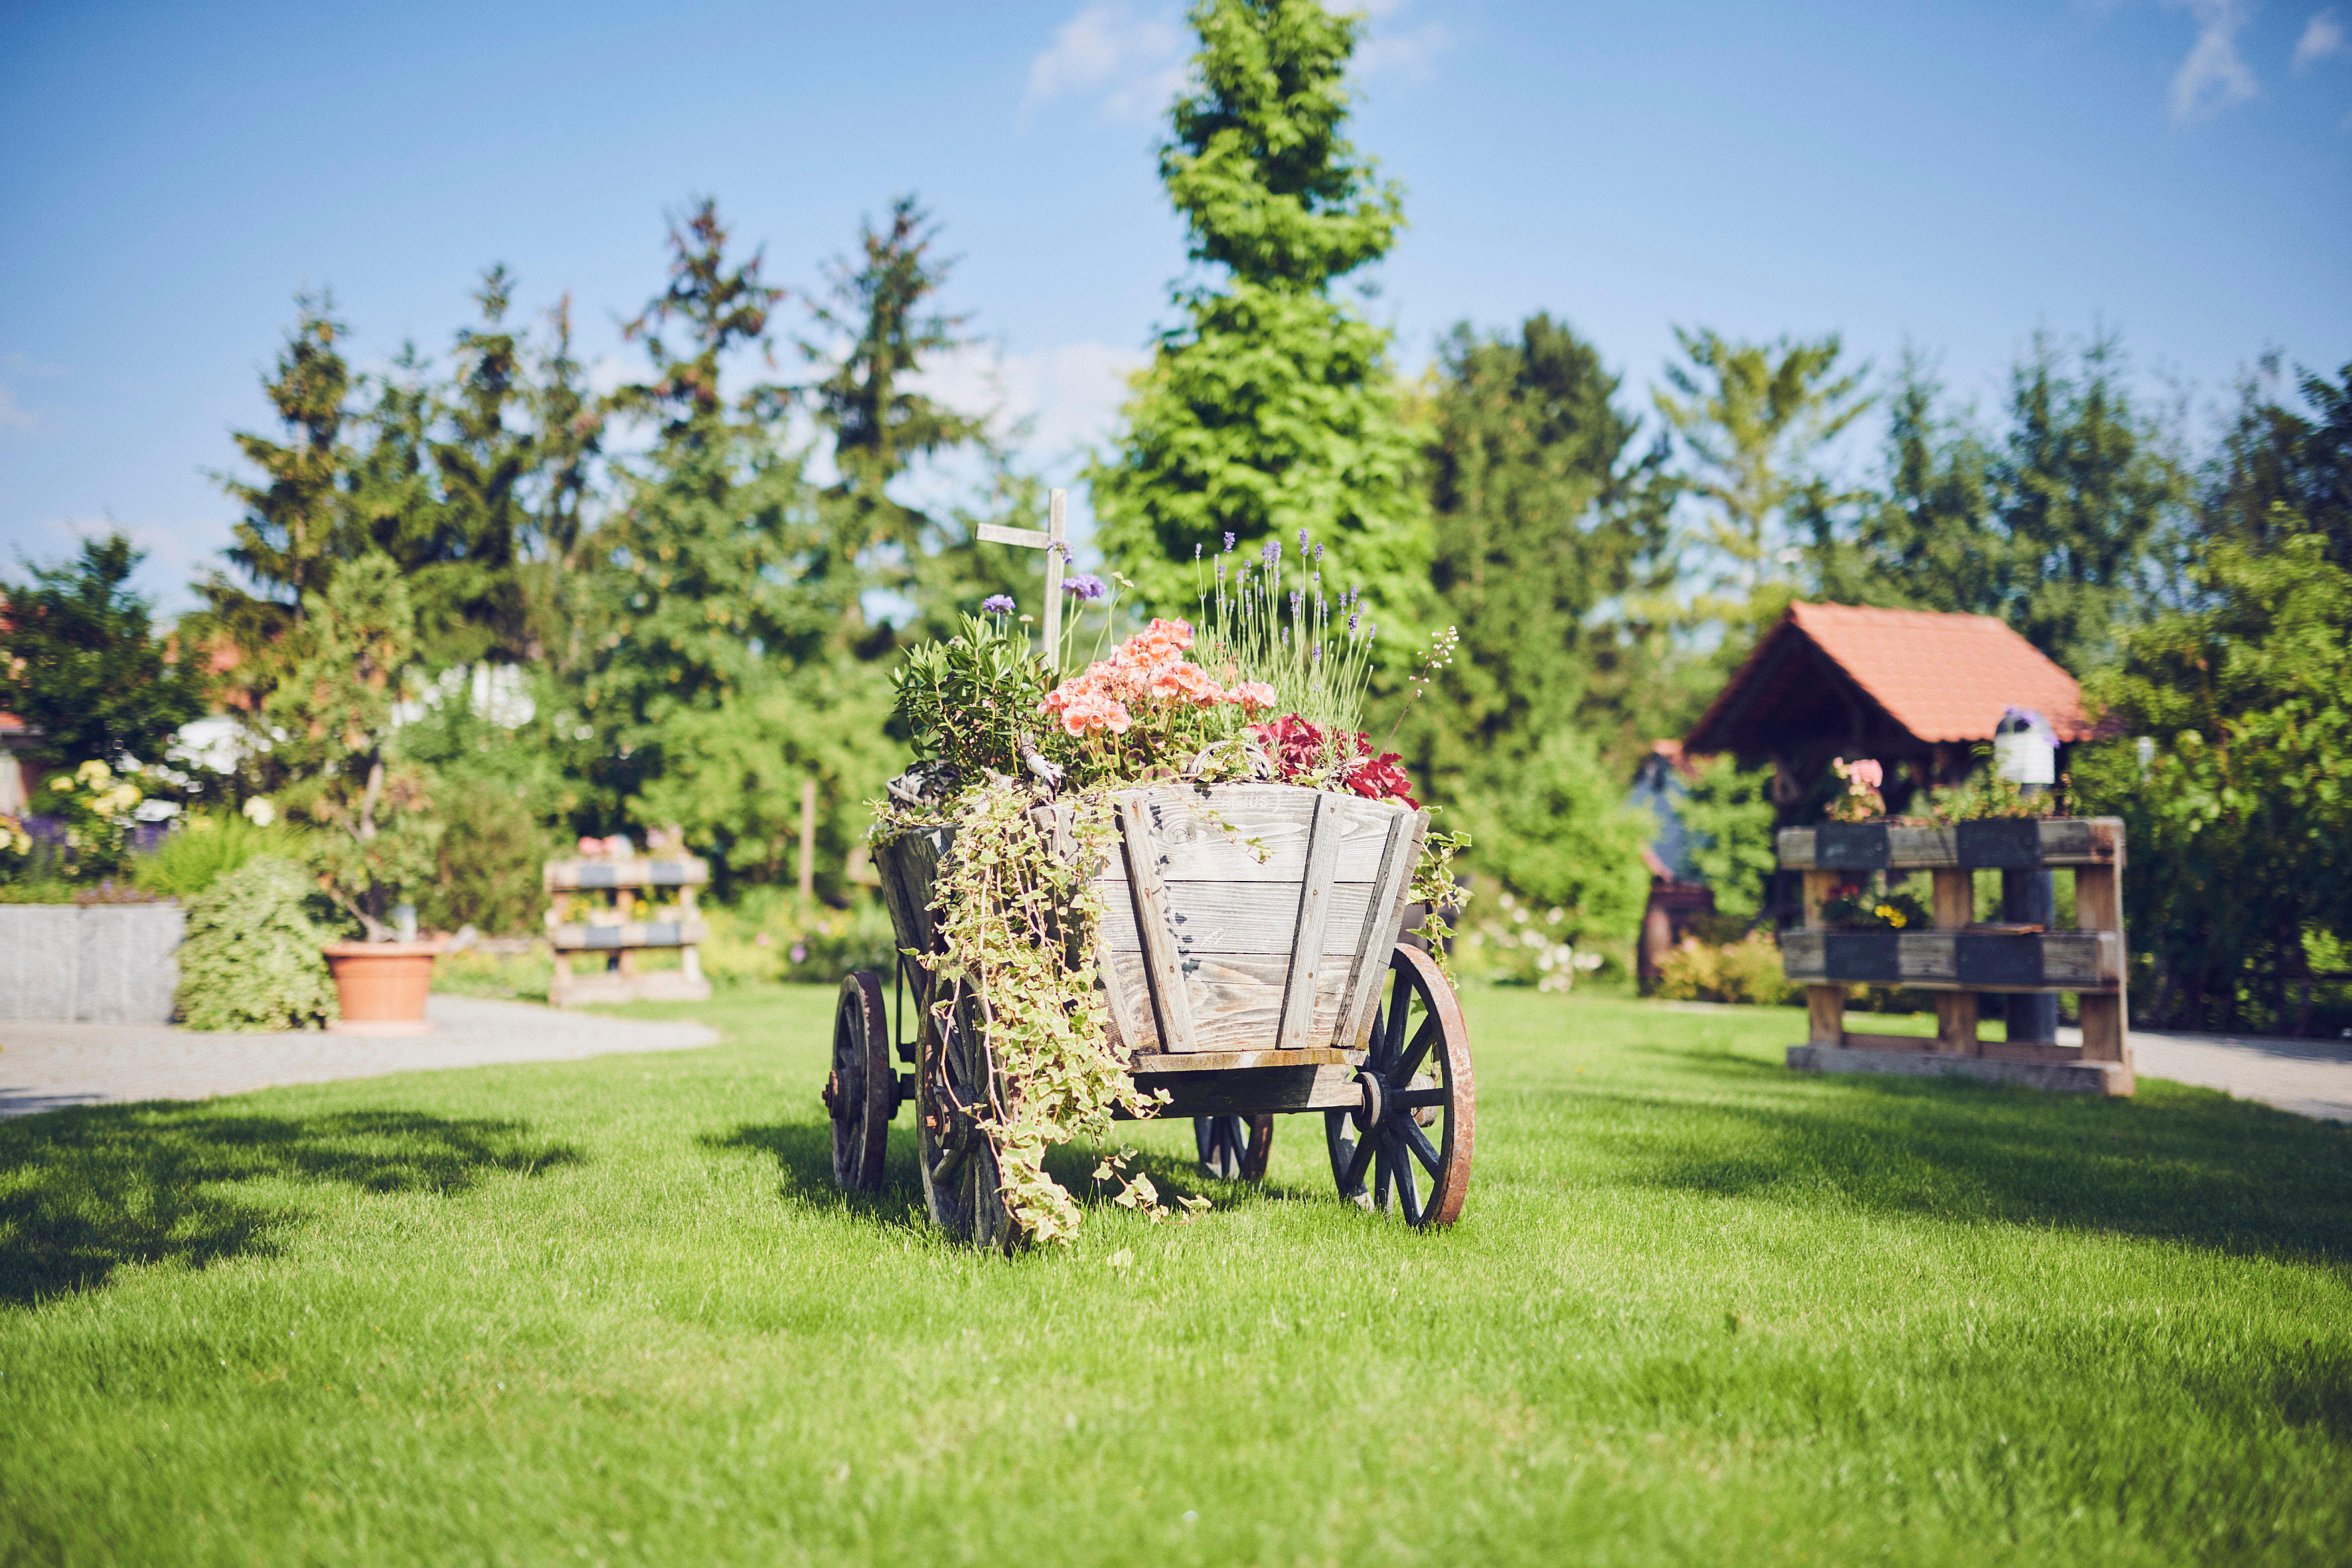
(1088, 0), (1428, 626)
(204, 293), (353, 647)
(0, 534), (206, 768)
(424, 266), (536, 666)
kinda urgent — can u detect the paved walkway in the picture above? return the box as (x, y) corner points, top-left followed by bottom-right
(0, 996), (721, 1118)
(2122, 1028), (2352, 1123)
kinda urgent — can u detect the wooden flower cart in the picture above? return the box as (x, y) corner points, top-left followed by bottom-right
(1779, 817), (2134, 1095)
(822, 781), (1476, 1247)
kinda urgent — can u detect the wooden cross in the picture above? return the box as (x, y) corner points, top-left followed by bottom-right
(976, 487), (1067, 669)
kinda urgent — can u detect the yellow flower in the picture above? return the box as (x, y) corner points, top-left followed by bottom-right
(76, 759), (112, 785)
(1874, 903), (1908, 929)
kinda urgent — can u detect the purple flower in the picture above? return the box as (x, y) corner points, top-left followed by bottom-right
(1297, 528), (1309, 556)
(1223, 532), (1235, 552)
(1063, 573), (1106, 601)
(1314, 542), (1324, 563)
(1261, 538), (1280, 568)
(981, 594), (1016, 615)
(1348, 611), (1359, 633)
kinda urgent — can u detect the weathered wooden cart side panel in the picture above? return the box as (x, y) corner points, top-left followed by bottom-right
(1111, 785), (1421, 1054)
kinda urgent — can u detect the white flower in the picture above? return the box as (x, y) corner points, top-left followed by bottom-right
(243, 797), (277, 827)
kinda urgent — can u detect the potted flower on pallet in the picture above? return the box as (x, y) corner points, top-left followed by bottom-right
(250, 558), (447, 1036)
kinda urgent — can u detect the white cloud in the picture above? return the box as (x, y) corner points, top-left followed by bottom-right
(2295, 9), (2348, 66)
(2166, 0), (2260, 121)
(910, 339), (1142, 467)
(0, 383), (43, 435)
(1356, 19), (1454, 80)
(1020, 3), (1188, 127)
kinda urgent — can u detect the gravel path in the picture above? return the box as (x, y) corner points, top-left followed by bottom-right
(0, 996), (720, 1118)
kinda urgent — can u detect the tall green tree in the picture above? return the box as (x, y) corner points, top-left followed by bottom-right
(422, 266), (536, 666)
(567, 200), (880, 888)
(525, 293), (605, 671)
(1654, 328), (1871, 599)
(1405, 313), (1673, 802)
(802, 195), (1003, 647)
(1087, 0), (1429, 629)
(204, 293), (354, 650)
(0, 534), (206, 769)
(2203, 356), (2351, 568)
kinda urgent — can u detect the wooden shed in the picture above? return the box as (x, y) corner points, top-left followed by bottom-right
(1684, 601), (2092, 823)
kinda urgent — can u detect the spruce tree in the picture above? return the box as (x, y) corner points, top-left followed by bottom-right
(1088, 0), (1428, 627)
(0, 534), (206, 768)
(424, 266), (536, 666)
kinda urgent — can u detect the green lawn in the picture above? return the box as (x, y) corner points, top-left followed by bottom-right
(2, 986), (2347, 1566)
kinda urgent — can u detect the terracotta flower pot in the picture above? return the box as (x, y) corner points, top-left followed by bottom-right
(321, 941), (444, 1036)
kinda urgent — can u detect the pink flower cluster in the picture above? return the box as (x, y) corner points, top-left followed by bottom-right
(1039, 618), (1278, 738)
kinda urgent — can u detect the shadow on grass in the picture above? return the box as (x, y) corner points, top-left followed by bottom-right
(709, 1116), (1231, 1233)
(1614, 1036), (2352, 1265)
(0, 1105), (582, 1306)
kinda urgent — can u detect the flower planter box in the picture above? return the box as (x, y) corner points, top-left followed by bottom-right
(321, 941), (443, 1036)
(0, 903), (184, 1023)
(1777, 817), (2134, 1096)
(542, 856), (710, 1006)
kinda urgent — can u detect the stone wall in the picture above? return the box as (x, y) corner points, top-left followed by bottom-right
(0, 903), (184, 1023)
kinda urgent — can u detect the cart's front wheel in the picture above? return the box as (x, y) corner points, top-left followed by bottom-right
(917, 979), (1017, 1253)
(1325, 944), (1474, 1227)
(1193, 1115), (1273, 1181)
(824, 971), (894, 1192)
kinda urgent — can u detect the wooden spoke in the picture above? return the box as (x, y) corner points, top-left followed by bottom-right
(826, 972), (893, 1192)
(915, 978), (1016, 1253)
(1193, 1115), (1274, 1182)
(1323, 945), (1475, 1229)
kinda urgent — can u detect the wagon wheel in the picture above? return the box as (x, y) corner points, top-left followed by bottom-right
(1325, 944), (1474, 1228)
(916, 977), (1017, 1253)
(1193, 1115), (1274, 1181)
(823, 971), (895, 1192)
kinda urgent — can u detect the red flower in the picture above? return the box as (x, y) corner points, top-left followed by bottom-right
(1343, 736), (1419, 809)
(1249, 714), (1327, 781)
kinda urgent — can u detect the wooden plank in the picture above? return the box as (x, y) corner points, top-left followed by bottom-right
(1127, 1048), (1357, 1071)
(1808, 984), (1845, 1046)
(1802, 870), (1838, 929)
(1931, 868), (1973, 930)
(2075, 865), (2122, 933)
(1978, 1040), (2084, 1063)
(1784, 930), (2121, 991)
(1277, 794), (1341, 1051)
(546, 919), (707, 951)
(1101, 951), (1357, 1055)
(1096, 880), (1376, 956)
(1840, 1031), (1942, 1054)
(1121, 795), (1200, 1052)
(1096, 785), (1400, 882)
(542, 857), (710, 892)
(1780, 818), (2124, 870)
(2078, 993), (2128, 1063)
(1334, 811), (1418, 1054)
(1125, 1061), (1364, 1117)
(975, 522), (1050, 550)
(1934, 992), (1980, 1055)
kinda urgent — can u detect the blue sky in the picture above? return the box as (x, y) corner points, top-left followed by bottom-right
(2, 0), (2347, 609)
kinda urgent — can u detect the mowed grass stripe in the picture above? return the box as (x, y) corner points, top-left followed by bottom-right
(1, 986), (2345, 1565)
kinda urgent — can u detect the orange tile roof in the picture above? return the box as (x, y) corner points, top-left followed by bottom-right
(1792, 602), (2088, 742)
(1688, 601), (2090, 751)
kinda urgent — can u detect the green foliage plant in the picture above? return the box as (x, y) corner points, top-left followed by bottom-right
(1652, 930), (1798, 1006)
(0, 534), (206, 772)
(132, 810), (311, 901)
(1478, 731), (1652, 949)
(1087, 0), (1430, 633)
(422, 778), (550, 935)
(256, 556), (441, 939)
(1678, 755), (1778, 925)
(174, 854), (339, 1030)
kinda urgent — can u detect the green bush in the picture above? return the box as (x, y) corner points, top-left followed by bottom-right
(1654, 931), (1798, 1006)
(133, 812), (311, 900)
(700, 892), (901, 986)
(175, 856), (339, 1031)
(423, 779), (552, 936)
(1480, 731), (1652, 946)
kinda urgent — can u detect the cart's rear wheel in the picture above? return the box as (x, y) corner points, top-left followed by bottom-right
(1325, 944), (1474, 1228)
(1193, 1115), (1273, 1181)
(824, 971), (894, 1192)
(917, 978), (1016, 1253)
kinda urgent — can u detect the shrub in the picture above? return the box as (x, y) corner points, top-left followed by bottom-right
(424, 780), (551, 936)
(175, 856), (339, 1031)
(700, 892), (902, 986)
(1655, 932), (1798, 1006)
(133, 811), (311, 900)
(1482, 731), (1652, 945)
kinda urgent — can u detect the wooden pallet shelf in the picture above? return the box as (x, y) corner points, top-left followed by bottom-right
(543, 854), (712, 1006)
(1780, 817), (2134, 1096)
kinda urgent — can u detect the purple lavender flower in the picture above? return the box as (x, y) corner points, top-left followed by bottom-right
(1314, 542), (1324, 563)
(981, 594), (1015, 615)
(1223, 532), (1235, 552)
(1297, 528), (1309, 556)
(1348, 611), (1360, 633)
(1063, 573), (1107, 601)
(1261, 538), (1280, 568)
